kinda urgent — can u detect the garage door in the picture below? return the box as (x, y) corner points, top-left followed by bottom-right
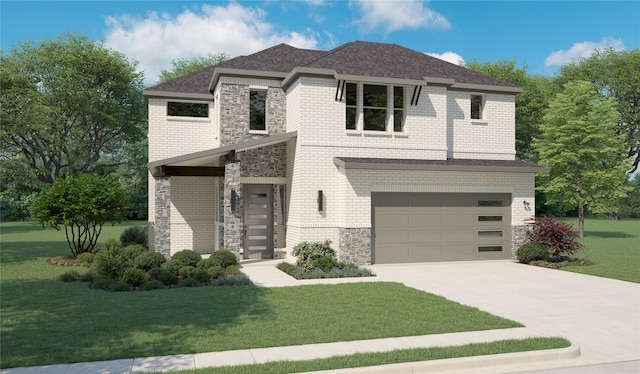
(372, 193), (511, 264)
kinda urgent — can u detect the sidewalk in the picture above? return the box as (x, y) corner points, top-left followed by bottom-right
(1, 260), (595, 374)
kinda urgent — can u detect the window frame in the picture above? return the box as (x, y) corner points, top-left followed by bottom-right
(249, 89), (267, 132)
(166, 101), (210, 119)
(471, 94), (484, 120)
(344, 83), (406, 133)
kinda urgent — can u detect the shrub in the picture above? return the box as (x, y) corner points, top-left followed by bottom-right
(149, 268), (178, 286)
(206, 265), (224, 279)
(92, 275), (113, 290)
(311, 255), (338, 272)
(94, 239), (130, 278)
(276, 262), (297, 275)
(209, 250), (238, 268)
(75, 252), (95, 267)
(48, 256), (75, 266)
(143, 279), (166, 291)
(309, 268), (326, 279)
(178, 266), (196, 279)
(529, 216), (584, 257)
(134, 251), (166, 271)
(120, 225), (148, 247)
(110, 280), (131, 292)
(217, 274), (251, 286)
(58, 270), (79, 282)
(179, 278), (200, 287)
(196, 257), (218, 270)
(122, 244), (147, 262)
(193, 269), (211, 283)
(161, 259), (185, 276)
(121, 267), (147, 287)
(517, 243), (549, 264)
(292, 240), (336, 271)
(78, 272), (95, 283)
(171, 250), (202, 267)
(224, 265), (242, 276)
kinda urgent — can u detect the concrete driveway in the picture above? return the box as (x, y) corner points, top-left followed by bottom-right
(370, 260), (640, 372)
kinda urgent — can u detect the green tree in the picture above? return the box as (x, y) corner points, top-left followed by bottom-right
(0, 33), (146, 185)
(558, 49), (640, 172)
(32, 174), (129, 257)
(465, 59), (555, 161)
(620, 174), (640, 218)
(534, 81), (631, 237)
(157, 52), (229, 83)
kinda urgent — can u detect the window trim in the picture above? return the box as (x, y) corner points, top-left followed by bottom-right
(249, 89), (267, 132)
(344, 83), (406, 133)
(470, 94), (484, 120)
(166, 100), (210, 120)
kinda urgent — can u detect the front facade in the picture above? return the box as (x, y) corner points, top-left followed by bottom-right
(145, 41), (546, 264)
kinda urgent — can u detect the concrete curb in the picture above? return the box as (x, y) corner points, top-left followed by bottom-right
(304, 344), (581, 374)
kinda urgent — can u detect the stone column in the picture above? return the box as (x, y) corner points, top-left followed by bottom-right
(511, 225), (533, 259)
(339, 228), (372, 265)
(154, 176), (171, 257)
(223, 159), (242, 256)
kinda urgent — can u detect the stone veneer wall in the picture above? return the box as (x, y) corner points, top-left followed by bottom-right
(339, 228), (372, 265)
(222, 159), (242, 257)
(240, 143), (287, 178)
(511, 225), (533, 259)
(153, 177), (171, 257)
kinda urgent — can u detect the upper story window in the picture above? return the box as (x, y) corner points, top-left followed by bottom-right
(345, 83), (405, 132)
(167, 101), (209, 117)
(345, 83), (357, 130)
(250, 90), (266, 131)
(471, 94), (483, 120)
(393, 86), (404, 132)
(363, 84), (387, 131)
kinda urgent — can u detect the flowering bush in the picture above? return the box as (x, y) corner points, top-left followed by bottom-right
(529, 216), (583, 257)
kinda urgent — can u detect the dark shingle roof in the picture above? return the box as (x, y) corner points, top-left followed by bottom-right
(144, 41), (518, 96)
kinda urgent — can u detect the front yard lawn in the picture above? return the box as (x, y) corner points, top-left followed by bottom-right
(1, 222), (522, 369)
(561, 218), (640, 283)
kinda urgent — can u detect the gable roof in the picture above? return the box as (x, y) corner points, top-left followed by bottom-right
(144, 41), (520, 98)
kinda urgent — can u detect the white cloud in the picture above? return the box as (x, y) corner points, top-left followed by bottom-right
(352, 0), (450, 34)
(104, 3), (318, 84)
(544, 38), (624, 67)
(426, 51), (464, 65)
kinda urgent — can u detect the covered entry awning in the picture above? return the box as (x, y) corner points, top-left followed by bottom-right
(148, 131), (297, 177)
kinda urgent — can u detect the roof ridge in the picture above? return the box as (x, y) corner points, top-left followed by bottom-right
(299, 41), (357, 68)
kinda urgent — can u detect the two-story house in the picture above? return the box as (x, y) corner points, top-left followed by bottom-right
(144, 41), (546, 264)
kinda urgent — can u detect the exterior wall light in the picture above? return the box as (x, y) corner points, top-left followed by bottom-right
(317, 190), (323, 212)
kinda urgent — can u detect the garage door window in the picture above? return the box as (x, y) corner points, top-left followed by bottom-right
(478, 246), (503, 252)
(478, 200), (503, 207)
(478, 230), (503, 237)
(478, 215), (502, 222)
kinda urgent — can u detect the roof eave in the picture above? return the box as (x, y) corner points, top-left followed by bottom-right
(142, 90), (214, 100)
(209, 68), (288, 91)
(449, 82), (523, 94)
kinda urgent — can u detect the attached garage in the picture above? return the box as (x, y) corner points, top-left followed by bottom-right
(372, 193), (512, 264)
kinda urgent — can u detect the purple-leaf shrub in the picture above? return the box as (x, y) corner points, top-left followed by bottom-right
(529, 216), (583, 257)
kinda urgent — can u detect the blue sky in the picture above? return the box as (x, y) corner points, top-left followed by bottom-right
(2, 1), (639, 85)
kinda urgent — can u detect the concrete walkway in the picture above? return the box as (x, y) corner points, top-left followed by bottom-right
(2, 260), (638, 374)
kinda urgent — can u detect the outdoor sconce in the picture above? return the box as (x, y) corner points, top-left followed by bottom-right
(523, 200), (530, 210)
(317, 190), (323, 212)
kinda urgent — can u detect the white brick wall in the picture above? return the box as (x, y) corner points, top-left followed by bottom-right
(169, 176), (216, 255)
(148, 98), (217, 162)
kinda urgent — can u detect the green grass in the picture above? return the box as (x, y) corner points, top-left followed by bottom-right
(561, 218), (640, 283)
(175, 337), (571, 374)
(1, 221), (523, 369)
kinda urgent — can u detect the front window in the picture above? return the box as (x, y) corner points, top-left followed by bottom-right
(345, 83), (357, 130)
(393, 86), (404, 132)
(471, 94), (483, 120)
(250, 90), (266, 131)
(167, 101), (208, 117)
(363, 84), (387, 131)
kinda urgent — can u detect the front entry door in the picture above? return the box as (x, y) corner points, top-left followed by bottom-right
(243, 184), (274, 259)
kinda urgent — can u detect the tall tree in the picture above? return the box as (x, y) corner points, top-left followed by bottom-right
(157, 52), (229, 83)
(465, 59), (555, 161)
(0, 33), (146, 184)
(534, 81), (631, 237)
(558, 49), (640, 172)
